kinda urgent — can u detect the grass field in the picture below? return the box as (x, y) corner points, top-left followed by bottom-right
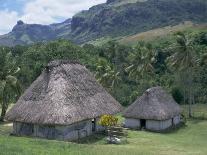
(0, 104), (207, 155)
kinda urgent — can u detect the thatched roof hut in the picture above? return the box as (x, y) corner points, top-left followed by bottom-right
(5, 60), (122, 140)
(123, 87), (181, 131)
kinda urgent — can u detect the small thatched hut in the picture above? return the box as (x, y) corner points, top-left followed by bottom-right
(123, 87), (181, 131)
(5, 60), (122, 141)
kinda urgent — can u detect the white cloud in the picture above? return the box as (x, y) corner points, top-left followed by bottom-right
(0, 0), (106, 34)
(0, 10), (19, 35)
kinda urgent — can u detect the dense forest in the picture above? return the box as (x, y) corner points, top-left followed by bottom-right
(0, 28), (207, 120)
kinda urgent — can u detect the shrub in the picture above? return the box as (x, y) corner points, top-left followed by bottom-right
(98, 115), (118, 127)
(171, 87), (183, 104)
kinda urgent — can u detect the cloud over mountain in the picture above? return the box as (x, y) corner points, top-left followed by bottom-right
(0, 0), (106, 34)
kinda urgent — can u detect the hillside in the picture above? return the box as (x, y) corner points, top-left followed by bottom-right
(71, 0), (207, 43)
(85, 22), (207, 46)
(119, 21), (207, 45)
(0, 0), (207, 46)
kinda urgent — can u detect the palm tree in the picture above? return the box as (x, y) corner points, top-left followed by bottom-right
(95, 58), (121, 90)
(126, 43), (156, 83)
(95, 58), (110, 87)
(103, 66), (121, 89)
(167, 32), (196, 117)
(0, 51), (21, 121)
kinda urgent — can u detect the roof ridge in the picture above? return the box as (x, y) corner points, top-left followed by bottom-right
(47, 60), (82, 68)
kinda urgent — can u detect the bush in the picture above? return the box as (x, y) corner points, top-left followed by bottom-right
(171, 87), (183, 104)
(98, 115), (118, 127)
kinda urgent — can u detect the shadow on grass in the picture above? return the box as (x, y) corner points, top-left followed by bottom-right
(161, 123), (188, 134)
(73, 133), (106, 144)
(188, 117), (207, 124)
(161, 117), (207, 134)
(0, 122), (12, 135)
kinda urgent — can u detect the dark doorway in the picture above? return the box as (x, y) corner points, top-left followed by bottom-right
(140, 119), (146, 129)
(92, 118), (96, 132)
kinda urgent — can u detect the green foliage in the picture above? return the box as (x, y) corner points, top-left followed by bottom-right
(126, 42), (156, 82)
(0, 29), (207, 109)
(171, 87), (184, 104)
(0, 47), (21, 121)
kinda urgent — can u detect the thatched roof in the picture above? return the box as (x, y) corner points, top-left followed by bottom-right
(5, 60), (122, 125)
(123, 87), (181, 120)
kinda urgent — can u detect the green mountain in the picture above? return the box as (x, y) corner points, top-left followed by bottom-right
(0, 19), (71, 46)
(0, 0), (206, 46)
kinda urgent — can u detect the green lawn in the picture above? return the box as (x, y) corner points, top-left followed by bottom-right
(0, 105), (207, 155)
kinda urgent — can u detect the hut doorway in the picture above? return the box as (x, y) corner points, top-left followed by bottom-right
(140, 119), (146, 129)
(92, 118), (96, 132)
(172, 118), (174, 126)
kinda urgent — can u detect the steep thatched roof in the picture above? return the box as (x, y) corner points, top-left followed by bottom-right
(6, 60), (122, 125)
(123, 87), (181, 120)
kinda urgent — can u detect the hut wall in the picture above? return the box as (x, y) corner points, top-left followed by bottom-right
(37, 120), (92, 140)
(13, 122), (34, 136)
(173, 115), (181, 125)
(13, 120), (93, 141)
(95, 118), (106, 132)
(146, 119), (172, 131)
(124, 118), (140, 129)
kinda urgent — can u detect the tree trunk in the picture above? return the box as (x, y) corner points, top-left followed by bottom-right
(0, 89), (9, 122)
(186, 68), (194, 118)
(0, 102), (8, 121)
(192, 90), (195, 105)
(184, 87), (186, 105)
(188, 87), (193, 118)
(188, 101), (192, 118)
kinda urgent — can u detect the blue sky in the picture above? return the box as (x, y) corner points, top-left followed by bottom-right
(0, 0), (24, 13)
(0, 0), (106, 35)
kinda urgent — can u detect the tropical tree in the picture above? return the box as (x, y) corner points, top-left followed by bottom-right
(167, 32), (197, 117)
(126, 42), (156, 86)
(103, 66), (121, 89)
(0, 50), (21, 121)
(95, 58), (110, 86)
(95, 58), (121, 90)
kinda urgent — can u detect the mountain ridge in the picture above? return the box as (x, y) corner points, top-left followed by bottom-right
(0, 0), (206, 46)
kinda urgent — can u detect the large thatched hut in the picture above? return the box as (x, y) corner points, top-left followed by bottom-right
(5, 60), (122, 141)
(123, 87), (181, 131)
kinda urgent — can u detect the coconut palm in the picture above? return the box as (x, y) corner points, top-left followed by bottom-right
(95, 58), (120, 90)
(167, 32), (195, 70)
(103, 66), (121, 89)
(0, 51), (21, 121)
(167, 32), (196, 117)
(126, 43), (156, 82)
(95, 58), (110, 86)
